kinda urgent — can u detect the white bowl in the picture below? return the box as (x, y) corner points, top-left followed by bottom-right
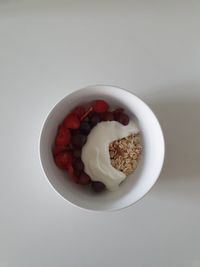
(40, 85), (165, 211)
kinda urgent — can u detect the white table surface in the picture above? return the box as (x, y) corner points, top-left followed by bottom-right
(0, 1), (200, 266)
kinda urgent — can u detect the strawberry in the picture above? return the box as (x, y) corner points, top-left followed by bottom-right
(54, 152), (72, 169)
(64, 114), (80, 129)
(55, 127), (71, 146)
(72, 105), (86, 119)
(93, 100), (109, 113)
(52, 145), (67, 156)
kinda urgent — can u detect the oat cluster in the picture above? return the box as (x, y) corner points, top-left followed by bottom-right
(109, 134), (142, 176)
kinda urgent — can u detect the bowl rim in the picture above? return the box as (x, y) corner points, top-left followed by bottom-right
(39, 84), (165, 212)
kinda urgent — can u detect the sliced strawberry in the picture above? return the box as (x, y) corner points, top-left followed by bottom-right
(93, 100), (109, 113)
(64, 114), (80, 129)
(55, 128), (71, 146)
(72, 105), (86, 119)
(54, 152), (72, 169)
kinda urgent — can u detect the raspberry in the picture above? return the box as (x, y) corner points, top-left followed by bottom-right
(116, 113), (129, 125)
(52, 145), (67, 156)
(93, 100), (109, 113)
(101, 112), (114, 121)
(55, 128), (71, 146)
(67, 163), (79, 183)
(54, 152), (72, 169)
(64, 114), (80, 129)
(113, 107), (124, 116)
(67, 162), (74, 176)
(72, 105), (86, 119)
(58, 124), (68, 134)
(113, 108), (125, 121)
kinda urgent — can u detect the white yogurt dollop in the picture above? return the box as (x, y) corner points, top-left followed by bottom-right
(81, 121), (139, 191)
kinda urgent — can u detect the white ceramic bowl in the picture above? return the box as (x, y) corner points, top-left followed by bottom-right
(40, 85), (165, 211)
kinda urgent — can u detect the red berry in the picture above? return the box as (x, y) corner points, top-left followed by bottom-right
(58, 124), (64, 132)
(79, 173), (91, 185)
(72, 106), (86, 119)
(101, 112), (114, 121)
(54, 152), (72, 169)
(58, 124), (68, 135)
(93, 100), (109, 113)
(66, 162), (74, 176)
(52, 145), (67, 156)
(64, 114), (80, 129)
(113, 107), (124, 116)
(116, 113), (129, 125)
(55, 128), (71, 146)
(113, 108), (125, 121)
(66, 163), (79, 183)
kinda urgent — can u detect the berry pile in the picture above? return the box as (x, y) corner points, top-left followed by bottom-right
(52, 99), (130, 193)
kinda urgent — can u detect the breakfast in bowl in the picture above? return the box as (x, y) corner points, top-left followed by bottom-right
(40, 85), (165, 211)
(52, 99), (142, 193)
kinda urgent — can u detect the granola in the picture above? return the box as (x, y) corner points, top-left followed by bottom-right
(109, 134), (142, 176)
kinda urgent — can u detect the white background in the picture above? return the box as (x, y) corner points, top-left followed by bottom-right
(0, 1), (200, 266)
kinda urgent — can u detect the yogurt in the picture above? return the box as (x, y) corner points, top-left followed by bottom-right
(81, 121), (139, 191)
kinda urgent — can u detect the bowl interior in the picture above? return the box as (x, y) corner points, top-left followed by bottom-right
(40, 85), (165, 211)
